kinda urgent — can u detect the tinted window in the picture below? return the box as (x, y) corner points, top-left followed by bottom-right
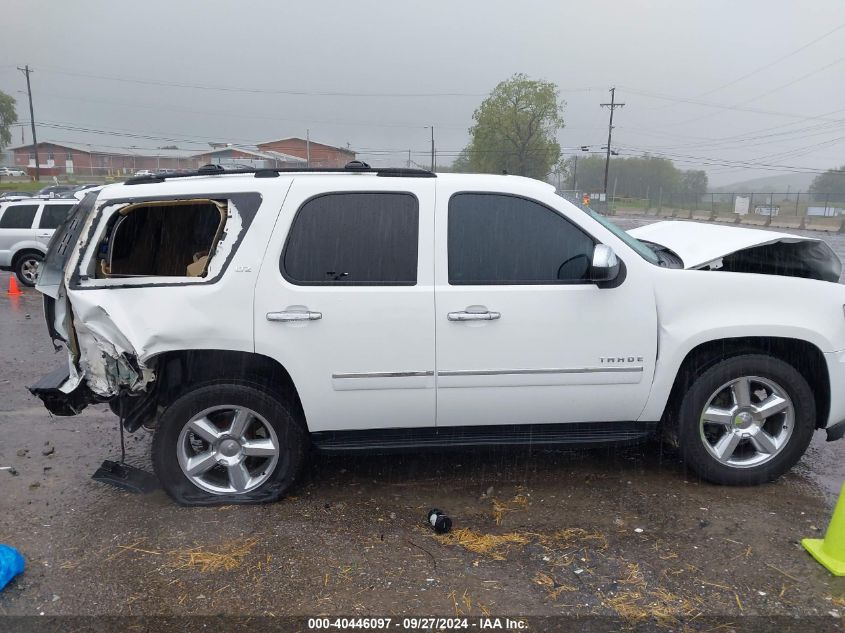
(448, 193), (595, 284)
(283, 193), (418, 285)
(39, 204), (75, 229)
(0, 204), (39, 229)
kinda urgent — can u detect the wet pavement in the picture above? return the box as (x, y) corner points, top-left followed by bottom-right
(1, 217), (845, 629)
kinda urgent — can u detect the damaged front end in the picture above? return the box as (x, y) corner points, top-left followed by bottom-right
(628, 221), (843, 282)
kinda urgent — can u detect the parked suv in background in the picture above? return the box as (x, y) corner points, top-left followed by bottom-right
(0, 198), (77, 286)
(0, 167), (27, 177)
(28, 164), (845, 506)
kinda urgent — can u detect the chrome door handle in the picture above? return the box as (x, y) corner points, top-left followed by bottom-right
(266, 311), (322, 322)
(447, 311), (501, 321)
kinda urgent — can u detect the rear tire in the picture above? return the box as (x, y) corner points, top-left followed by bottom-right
(676, 354), (815, 485)
(152, 382), (307, 506)
(15, 252), (43, 287)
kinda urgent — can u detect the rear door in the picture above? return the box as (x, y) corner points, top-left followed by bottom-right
(254, 176), (436, 433)
(0, 202), (41, 266)
(36, 202), (77, 247)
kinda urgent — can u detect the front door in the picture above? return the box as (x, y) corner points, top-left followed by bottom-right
(434, 188), (658, 427)
(254, 177), (436, 433)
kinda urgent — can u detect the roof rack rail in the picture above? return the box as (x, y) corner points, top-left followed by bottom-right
(124, 161), (435, 185)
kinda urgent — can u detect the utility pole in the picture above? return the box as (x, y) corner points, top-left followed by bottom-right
(570, 155), (578, 190)
(600, 87), (624, 196)
(306, 129), (311, 167)
(17, 64), (39, 181)
(430, 126), (435, 172)
(407, 149), (411, 168)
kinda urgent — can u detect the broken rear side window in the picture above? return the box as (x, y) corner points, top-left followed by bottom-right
(95, 199), (227, 279)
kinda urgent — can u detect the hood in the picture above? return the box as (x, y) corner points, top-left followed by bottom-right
(628, 221), (842, 282)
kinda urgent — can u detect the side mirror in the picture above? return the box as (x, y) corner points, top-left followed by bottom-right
(590, 244), (620, 283)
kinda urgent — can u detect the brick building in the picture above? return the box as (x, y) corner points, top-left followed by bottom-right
(9, 141), (202, 178)
(9, 136), (355, 178)
(256, 137), (355, 167)
(192, 146), (306, 169)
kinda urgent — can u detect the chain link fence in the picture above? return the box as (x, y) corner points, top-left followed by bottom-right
(612, 191), (845, 218)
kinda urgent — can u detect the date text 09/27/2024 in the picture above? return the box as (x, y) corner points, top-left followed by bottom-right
(307, 617), (529, 630)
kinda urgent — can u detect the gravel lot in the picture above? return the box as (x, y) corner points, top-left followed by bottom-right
(1, 216), (845, 631)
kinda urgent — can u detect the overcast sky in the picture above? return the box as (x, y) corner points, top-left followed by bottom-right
(3, 0), (844, 185)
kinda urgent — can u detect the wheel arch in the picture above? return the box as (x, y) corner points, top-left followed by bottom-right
(126, 349), (307, 432)
(11, 246), (46, 268)
(659, 336), (829, 440)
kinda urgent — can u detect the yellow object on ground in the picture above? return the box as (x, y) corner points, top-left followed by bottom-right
(803, 483), (845, 576)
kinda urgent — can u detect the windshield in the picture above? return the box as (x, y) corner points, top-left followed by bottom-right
(579, 205), (660, 265)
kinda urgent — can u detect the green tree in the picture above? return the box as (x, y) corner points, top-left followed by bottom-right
(466, 74), (565, 179)
(0, 90), (18, 149)
(680, 169), (708, 200)
(570, 155), (682, 198)
(809, 166), (845, 203)
(446, 147), (472, 173)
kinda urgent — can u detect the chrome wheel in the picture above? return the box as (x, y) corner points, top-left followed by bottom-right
(177, 405), (280, 495)
(699, 376), (794, 469)
(20, 257), (40, 284)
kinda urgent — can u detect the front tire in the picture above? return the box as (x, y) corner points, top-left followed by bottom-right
(676, 354), (815, 485)
(15, 252), (43, 287)
(152, 383), (307, 506)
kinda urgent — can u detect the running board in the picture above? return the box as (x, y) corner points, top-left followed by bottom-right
(310, 421), (656, 453)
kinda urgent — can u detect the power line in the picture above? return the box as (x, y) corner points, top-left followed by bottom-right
(670, 54), (845, 127)
(31, 65), (602, 99)
(26, 90), (471, 130)
(615, 144), (842, 174)
(695, 21), (845, 98)
(619, 87), (844, 122)
(614, 103), (845, 148)
(617, 117), (845, 153)
(32, 65), (486, 98)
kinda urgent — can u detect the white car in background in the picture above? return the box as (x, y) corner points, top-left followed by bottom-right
(0, 198), (78, 286)
(27, 164), (845, 506)
(0, 167), (27, 177)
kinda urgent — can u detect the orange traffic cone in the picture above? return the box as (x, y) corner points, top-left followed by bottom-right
(7, 275), (23, 296)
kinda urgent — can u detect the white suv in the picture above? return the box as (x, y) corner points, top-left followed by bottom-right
(28, 164), (845, 505)
(0, 167), (27, 177)
(0, 198), (77, 286)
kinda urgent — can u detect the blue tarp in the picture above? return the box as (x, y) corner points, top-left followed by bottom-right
(0, 544), (24, 591)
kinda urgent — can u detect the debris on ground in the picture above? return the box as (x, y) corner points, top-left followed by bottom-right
(534, 571), (576, 599)
(168, 537), (259, 573)
(447, 589), (484, 616)
(491, 492), (529, 525)
(427, 509), (452, 534)
(434, 528), (530, 560)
